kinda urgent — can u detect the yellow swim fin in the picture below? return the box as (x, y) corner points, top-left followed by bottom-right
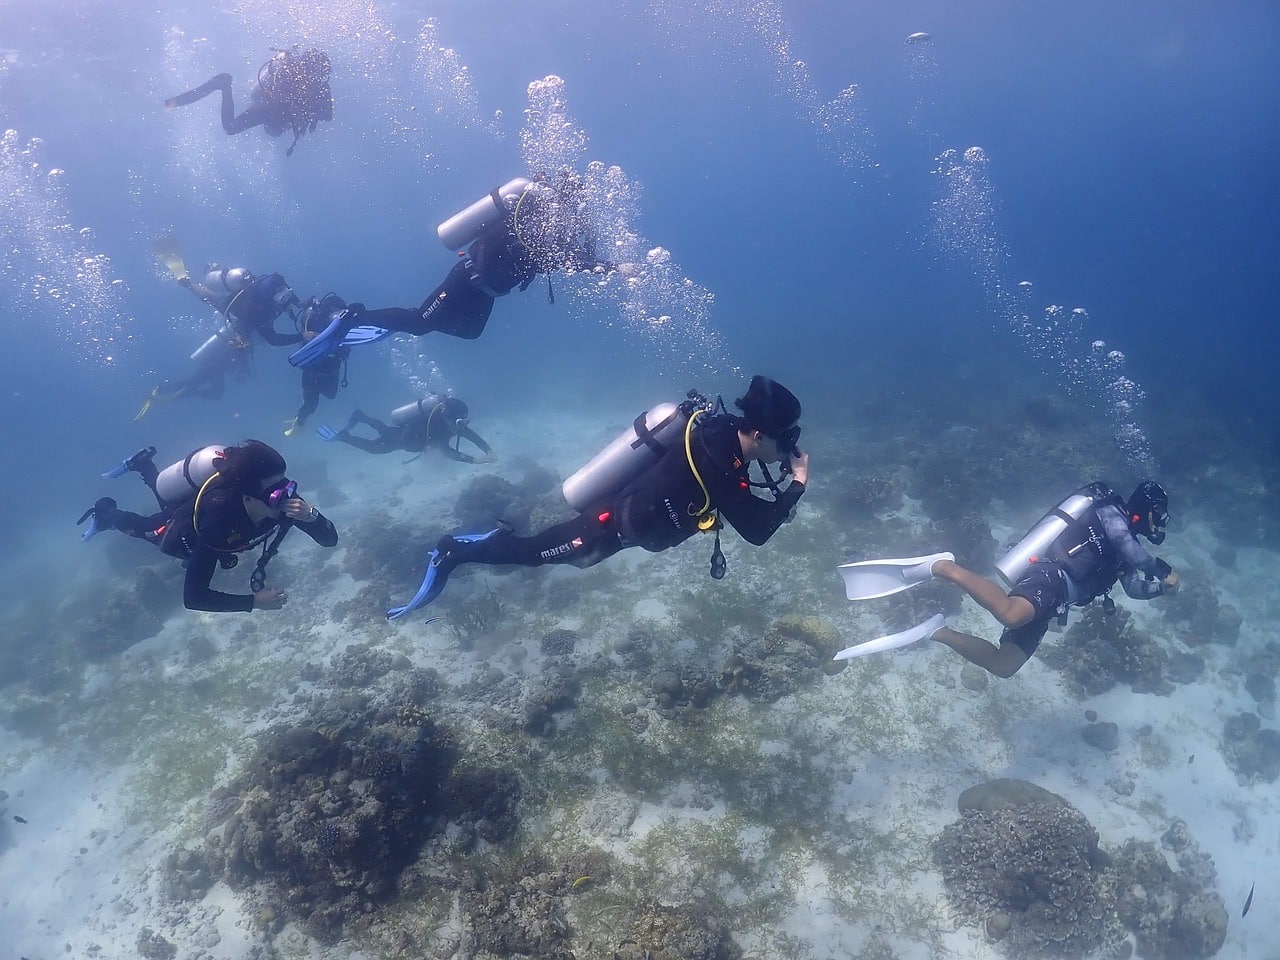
(135, 388), (159, 421)
(153, 233), (190, 282)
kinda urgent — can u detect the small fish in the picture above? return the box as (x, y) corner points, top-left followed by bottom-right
(1243, 880), (1255, 917)
(571, 875), (591, 889)
(12, 815), (27, 824)
(424, 617), (444, 626)
(1188, 754), (1195, 765)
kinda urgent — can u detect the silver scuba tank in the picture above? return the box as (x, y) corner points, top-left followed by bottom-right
(202, 266), (252, 297)
(994, 490), (1100, 588)
(189, 327), (236, 364)
(390, 395), (443, 427)
(155, 445), (228, 506)
(436, 177), (535, 251)
(562, 402), (689, 512)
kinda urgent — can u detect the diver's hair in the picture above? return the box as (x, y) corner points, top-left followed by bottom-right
(441, 397), (469, 422)
(215, 440), (286, 490)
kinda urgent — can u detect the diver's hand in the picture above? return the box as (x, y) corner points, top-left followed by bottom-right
(281, 498), (320, 523)
(253, 587), (288, 610)
(1162, 571), (1180, 595)
(789, 450), (809, 486)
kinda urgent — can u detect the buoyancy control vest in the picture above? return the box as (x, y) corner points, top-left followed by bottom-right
(995, 481), (1127, 601)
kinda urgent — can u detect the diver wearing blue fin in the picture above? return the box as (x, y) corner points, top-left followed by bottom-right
(834, 481), (1180, 677)
(386, 375), (809, 619)
(78, 441), (338, 613)
(316, 394), (495, 463)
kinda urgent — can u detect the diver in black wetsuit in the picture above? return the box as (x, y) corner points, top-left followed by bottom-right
(77, 441), (337, 613)
(290, 173), (626, 366)
(321, 394), (495, 463)
(165, 47), (333, 156)
(181, 265), (303, 348)
(284, 294), (351, 437)
(386, 376), (808, 616)
(138, 265), (304, 420)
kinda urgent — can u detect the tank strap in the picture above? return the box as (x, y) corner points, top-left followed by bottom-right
(630, 406), (680, 456)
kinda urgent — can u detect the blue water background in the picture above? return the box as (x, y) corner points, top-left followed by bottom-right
(1, 0), (1277, 549)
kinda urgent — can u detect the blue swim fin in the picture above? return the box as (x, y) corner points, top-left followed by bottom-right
(340, 325), (391, 346)
(315, 424), (341, 442)
(101, 446), (157, 479)
(387, 548), (448, 620)
(289, 312), (351, 367)
(385, 528), (504, 621)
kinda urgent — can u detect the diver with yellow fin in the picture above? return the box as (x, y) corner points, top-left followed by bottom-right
(137, 236), (305, 419)
(386, 376), (808, 619)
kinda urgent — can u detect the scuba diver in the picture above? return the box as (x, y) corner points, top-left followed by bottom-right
(283, 293), (351, 438)
(834, 480), (1180, 677)
(315, 393), (496, 463)
(164, 47), (333, 156)
(289, 172), (620, 367)
(77, 441), (337, 613)
(385, 375), (808, 619)
(138, 237), (305, 420)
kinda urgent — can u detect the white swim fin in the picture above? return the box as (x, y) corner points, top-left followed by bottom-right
(833, 613), (946, 661)
(836, 552), (954, 601)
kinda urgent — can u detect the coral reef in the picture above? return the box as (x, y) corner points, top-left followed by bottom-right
(613, 899), (743, 960)
(935, 781), (1112, 957)
(1221, 711), (1280, 783)
(1160, 579), (1243, 646)
(166, 688), (520, 938)
(1038, 606), (1174, 696)
(935, 779), (1228, 960)
(720, 616), (841, 704)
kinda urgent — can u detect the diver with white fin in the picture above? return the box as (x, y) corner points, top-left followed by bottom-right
(833, 481), (1180, 676)
(78, 441), (337, 613)
(138, 236), (305, 420)
(290, 171), (626, 367)
(316, 393), (494, 463)
(386, 376), (808, 620)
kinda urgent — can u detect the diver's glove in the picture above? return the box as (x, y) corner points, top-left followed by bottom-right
(77, 497), (118, 541)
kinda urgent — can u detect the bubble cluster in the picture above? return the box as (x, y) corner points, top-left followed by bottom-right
(517, 80), (729, 378)
(644, 0), (876, 174)
(388, 335), (448, 401)
(520, 75), (589, 178)
(413, 19), (502, 140)
(0, 129), (134, 365)
(931, 147), (1154, 467)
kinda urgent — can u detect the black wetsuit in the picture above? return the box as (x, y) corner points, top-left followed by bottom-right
(338, 410), (492, 462)
(166, 49), (333, 154)
(294, 349), (348, 426)
(448, 414), (804, 571)
(1003, 496), (1172, 656)
(355, 201), (605, 341)
(101, 462), (337, 613)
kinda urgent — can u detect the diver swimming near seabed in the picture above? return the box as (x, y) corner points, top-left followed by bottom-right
(385, 375), (808, 620)
(78, 441), (337, 612)
(834, 481), (1180, 677)
(316, 393), (495, 463)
